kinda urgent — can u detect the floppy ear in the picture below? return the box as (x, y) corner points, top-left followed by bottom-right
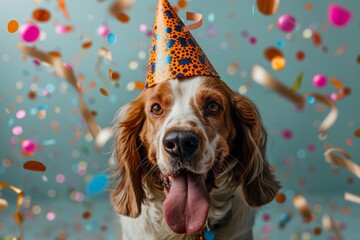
(111, 96), (146, 218)
(230, 92), (280, 207)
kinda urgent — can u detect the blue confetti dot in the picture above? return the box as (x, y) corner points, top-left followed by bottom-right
(276, 40), (285, 48)
(307, 96), (316, 104)
(107, 33), (117, 45)
(8, 118), (14, 127)
(86, 173), (109, 196)
(208, 13), (215, 22)
(204, 230), (215, 240)
(297, 149), (307, 159)
(109, 95), (117, 103)
(46, 83), (55, 93)
(30, 108), (37, 115)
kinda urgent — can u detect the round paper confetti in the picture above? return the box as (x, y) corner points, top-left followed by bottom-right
(313, 74), (327, 88)
(16, 109), (26, 119)
(22, 139), (36, 152)
(7, 19), (19, 33)
(107, 33), (117, 44)
(56, 174), (65, 183)
(275, 193), (287, 204)
(328, 4), (352, 27)
(97, 24), (110, 38)
(354, 129), (360, 138)
(99, 88), (109, 96)
(19, 23), (40, 42)
(115, 12), (130, 23)
(23, 160), (46, 172)
(86, 173), (109, 196)
(12, 126), (23, 136)
(178, 0), (187, 9)
(46, 211), (56, 221)
(32, 8), (51, 22)
(277, 14), (296, 33)
(256, 0), (279, 15)
(296, 51), (305, 61)
(0, 198), (9, 210)
(281, 129), (293, 140)
(264, 47), (283, 61)
(271, 56), (286, 71)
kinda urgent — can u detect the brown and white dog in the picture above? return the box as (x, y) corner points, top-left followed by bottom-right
(111, 76), (280, 239)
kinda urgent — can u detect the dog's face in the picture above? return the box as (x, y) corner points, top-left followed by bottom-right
(111, 76), (280, 234)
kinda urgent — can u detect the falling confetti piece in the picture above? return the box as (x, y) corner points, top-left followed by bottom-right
(344, 192), (360, 204)
(19, 23), (40, 43)
(23, 160), (47, 172)
(82, 40), (93, 49)
(7, 19), (19, 33)
(99, 88), (109, 96)
(0, 198), (9, 210)
(313, 74), (327, 88)
(322, 215), (343, 240)
(354, 129), (360, 138)
(312, 31), (322, 46)
(291, 72), (303, 92)
(115, 12), (130, 23)
(293, 194), (315, 223)
(58, 0), (70, 20)
(271, 56), (286, 71)
(328, 4), (352, 28)
(313, 227), (322, 236)
(296, 51), (305, 61)
(0, 182), (25, 240)
(324, 148), (360, 179)
(277, 14), (297, 33)
(86, 173), (109, 196)
(263, 47), (283, 61)
(334, 44), (347, 56)
(32, 8), (51, 22)
(107, 32), (117, 44)
(330, 77), (344, 89)
(256, 0), (279, 15)
(275, 193), (287, 204)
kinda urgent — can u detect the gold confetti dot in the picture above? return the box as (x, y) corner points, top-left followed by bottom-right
(178, 0), (188, 9)
(275, 193), (286, 204)
(99, 88), (109, 96)
(271, 56), (286, 71)
(354, 129), (360, 138)
(313, 227), (322, 236)
(7, 19), (19, 33)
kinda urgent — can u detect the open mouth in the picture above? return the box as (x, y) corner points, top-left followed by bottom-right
(159, 164), (218, 235)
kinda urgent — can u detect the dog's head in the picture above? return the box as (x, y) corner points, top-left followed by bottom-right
(111, 76), (280, 234)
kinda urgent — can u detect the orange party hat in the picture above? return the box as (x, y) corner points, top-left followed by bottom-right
(146, 0), (220, 88)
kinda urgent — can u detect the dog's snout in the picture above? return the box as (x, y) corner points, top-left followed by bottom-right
(163, 131), (199, 158)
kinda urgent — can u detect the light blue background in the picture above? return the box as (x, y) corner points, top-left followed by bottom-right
(1, 0), (359, 239)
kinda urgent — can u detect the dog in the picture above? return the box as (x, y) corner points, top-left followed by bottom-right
(110, 76), (280, 239)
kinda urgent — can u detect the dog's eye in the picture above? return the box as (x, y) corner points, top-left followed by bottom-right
(207, 101), (221, 113)
(151, 103), (163, 115)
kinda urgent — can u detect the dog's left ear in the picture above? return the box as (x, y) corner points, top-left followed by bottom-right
(111, 96), (146, 218)
(230, 92), (280, 207)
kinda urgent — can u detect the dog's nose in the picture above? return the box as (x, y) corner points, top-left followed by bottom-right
(163, 131), (199, 158)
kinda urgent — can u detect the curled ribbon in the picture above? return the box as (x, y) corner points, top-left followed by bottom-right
(0, 182), (25, 240)
(183, 12), (203, 32)
(292, 194), (315, 223)
(96, 47), (118, 86)
(251, 65), (338, 137)
(17, 43), (113, 150)
(344, 192), (360, 204)
(322, 214), (343, 240)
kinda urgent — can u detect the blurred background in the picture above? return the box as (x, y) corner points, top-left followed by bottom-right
(1, 0), (360, 239)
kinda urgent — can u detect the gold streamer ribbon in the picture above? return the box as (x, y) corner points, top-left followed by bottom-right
(322, 214), (343, 240)
(324, 148), (360, 179)
(344, 192), (360, 204)
(0, 182), (25, 240)
(251, 65), (338, 137)
(17, 43), (113, 150)
(183, 12), (203, 32)
(292, 194), (315, 223)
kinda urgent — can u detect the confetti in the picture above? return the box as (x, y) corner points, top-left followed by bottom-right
(296, 51), (305, 61)
(107, 32), (117, 44)
(32, 8), (51, 22)
(291, 72), (303, 92)
(86, 173), (109, 196)
(23, 160), (47, 172)
(57, 0), (70, 20)
(19, 23), (40, 43)
(293, 194), (314, 223)
(0, 198), (9, 210)
(334, 44), (347, 56)
(115, 12), (130, 23)
(17, 43), (113, 150)
(328, 4), (352, 28)
(22, 139), (36, 153)
(7, 19), (19, 33)
(277, 14), (296, 33)
(271, 56), (286, 71)
(344, 192), (360, 204)
(97, 23), (110, 38)
(322, 214), (343, 240)
(256, 0), (279, 15)
(324, 148), (360, 179)
(312, 31), (322, 47)
(279, 211), (292, 229)
(99, 88), (109, 96)
(313, 74), (327, 88)
(275, 192), (287, 204)
(0, 182), (25, 240)
(55, 24), (73, 34)
(263, 47), (283, 62)
(251, 65), (338, 137)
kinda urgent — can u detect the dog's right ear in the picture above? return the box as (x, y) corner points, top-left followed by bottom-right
(111, 95), (146, 218)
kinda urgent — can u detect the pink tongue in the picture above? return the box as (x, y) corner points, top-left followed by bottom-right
(163, 172), (209, 234)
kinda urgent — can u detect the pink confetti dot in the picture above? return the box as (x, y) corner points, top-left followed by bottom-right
(55, 24), (68, 34)
(16, 110), (26, 119)
(262, 213), (271, 222)
(328, 4), (352, 27)
(12, 126), (23, 136)
(307, 144), (316, 152)
(22, 140), (36, 152)
(139, 24), (147, 32)
(249, 36), (257, 45)
(313, 74), (327, 88)
(46, 212), (56, 221)
(281, 129), (293, 140)
(97, 24), (110, 38)
(63, 62), (73, 71)
(56, 174), (65, 183)
(277, 14), (296, 32)
(330, 93), (338, 101)
(19, 23), (40, 43)
(146, 30), (153, 38)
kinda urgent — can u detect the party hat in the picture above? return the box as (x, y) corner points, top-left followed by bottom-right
(146, 0), (220, 88)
